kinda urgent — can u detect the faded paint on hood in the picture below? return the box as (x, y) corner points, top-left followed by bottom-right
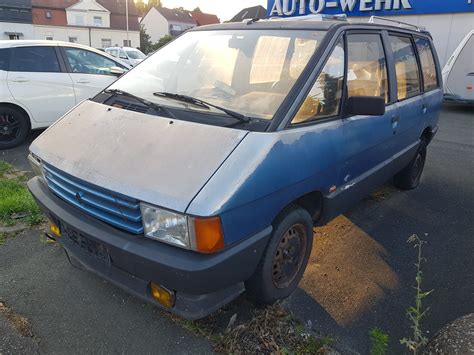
(30, 100), (248, 213)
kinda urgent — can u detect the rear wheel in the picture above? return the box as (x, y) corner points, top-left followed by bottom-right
(0, 106), (30, 149)
(394, 139), (427, 190)
(245, 206), (313, 304)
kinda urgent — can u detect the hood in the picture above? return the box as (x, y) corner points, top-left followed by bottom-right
(30, 100), (248, 213)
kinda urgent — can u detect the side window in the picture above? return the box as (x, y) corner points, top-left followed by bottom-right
(10, 46), (60, 73)
(64, 48), (123, 75)
(0, 48), (10, 71)
(347, 34), (389, 103)
(389, 35), (421, 100)
(292, 38), (345, 124)
(415, 38), (439, 91)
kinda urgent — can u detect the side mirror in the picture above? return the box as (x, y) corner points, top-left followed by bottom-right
(346, 96), (386, 116)
(110, 66), (125, 76)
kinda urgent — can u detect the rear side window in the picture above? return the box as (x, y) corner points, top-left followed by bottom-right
(347, 33), (389, 103)
(11, 46), (60, 73)
(389, 35), (421, 100)
(0, 48), (10, 71)
(292, 38), (345, 124)
(415, 38), (439, 91)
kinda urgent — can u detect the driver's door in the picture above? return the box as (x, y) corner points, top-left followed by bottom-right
(60, 47), (126, 103)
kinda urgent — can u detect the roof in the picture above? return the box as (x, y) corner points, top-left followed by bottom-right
(97, 0), (138, 16)
(0, 0), (32, 8)
(32, 0), (79, 9)
(229, 5), (266, 22)
(157, 7), (196, 25)
(191, 11), (219, 26)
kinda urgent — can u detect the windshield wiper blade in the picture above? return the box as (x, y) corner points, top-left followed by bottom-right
(105, 89), (175, 118)
(153, 92), (250, 124)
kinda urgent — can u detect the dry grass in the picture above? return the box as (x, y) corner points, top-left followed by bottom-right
(0, 301), (34, 337)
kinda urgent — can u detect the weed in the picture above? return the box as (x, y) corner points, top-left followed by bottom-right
(0, 160), (13, 177)
(0, 232), (6, 245)
(400, 234), (433, 354)
(369, 327), (389, 355)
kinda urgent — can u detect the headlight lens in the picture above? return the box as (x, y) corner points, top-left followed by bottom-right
(28, 153), (45, 179)
(140, 203), (190, 248)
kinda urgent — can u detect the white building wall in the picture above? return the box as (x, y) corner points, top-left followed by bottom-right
(0, 22), (35, 40)
(141, 8), (169, 43)
(66, 0), (110, 27)
(33, 25), (139, 49)
(351, 13), (474, 67)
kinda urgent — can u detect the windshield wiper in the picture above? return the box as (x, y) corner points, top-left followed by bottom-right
(105, 89), (175, 118)
(153, 92), (250, 124)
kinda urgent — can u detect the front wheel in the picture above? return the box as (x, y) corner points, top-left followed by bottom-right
(0, 106), (30, 149)
(394, 139), (427, 190)
(245, 206), (313, 304)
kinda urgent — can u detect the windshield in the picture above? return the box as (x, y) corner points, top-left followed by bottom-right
(109, 30), (326, 120)
(126, 50), (146, 60)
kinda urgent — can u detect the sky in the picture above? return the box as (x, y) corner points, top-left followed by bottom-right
(156, 0), (267, 22)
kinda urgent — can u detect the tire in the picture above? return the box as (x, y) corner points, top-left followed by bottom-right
(0, 106), (30, 149)
(394, 139), (427, 190)
(245, 206), (313, 305)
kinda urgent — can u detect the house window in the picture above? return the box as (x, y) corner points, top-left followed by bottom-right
(75, 15), (84, 25)
(69, 37), (78, 43)
(123, 39), (131, 47)
(102, 39), (112, 48)
(45, 35), (54, 40)
(9, 34), (20, 40)
(45, 11), (52, 19)
(93, 16), (102, 26)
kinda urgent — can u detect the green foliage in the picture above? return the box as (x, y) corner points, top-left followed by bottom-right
(139, 25), (154, 54)
(369, 327), (389, 355)
(134, 0), (162, 17)
(0, 161), (43, 227)
(401, 234), (433, 354)
(193, 7), (202, 12)
(154, 34), (174, 50)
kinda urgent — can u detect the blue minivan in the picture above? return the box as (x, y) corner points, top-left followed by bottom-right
(28, 17), (442, 319)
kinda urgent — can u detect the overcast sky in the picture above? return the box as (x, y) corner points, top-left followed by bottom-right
(159, 0), (267, 22)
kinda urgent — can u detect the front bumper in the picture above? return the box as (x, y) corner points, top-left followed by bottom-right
(28, 177), (272, 319)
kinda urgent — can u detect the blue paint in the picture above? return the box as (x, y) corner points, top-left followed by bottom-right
(267, 0), (474, 17)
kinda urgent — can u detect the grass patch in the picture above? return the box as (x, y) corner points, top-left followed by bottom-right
(0, 161), (43, 227)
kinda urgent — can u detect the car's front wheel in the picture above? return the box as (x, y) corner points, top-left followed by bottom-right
(245, 206), (313, 304)
(0, 106), (30, 149)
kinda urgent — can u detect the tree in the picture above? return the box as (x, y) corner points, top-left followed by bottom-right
(139, 25), (154, 54)
(193, 7), (202, 12)
(135, 0), (162, 17)
(153, 35), (174, 51)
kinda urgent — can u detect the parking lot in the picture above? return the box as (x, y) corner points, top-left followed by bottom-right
(1, 104), (473, 353)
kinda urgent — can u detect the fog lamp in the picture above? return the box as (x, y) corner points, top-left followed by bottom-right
(150, 282), (175, 309)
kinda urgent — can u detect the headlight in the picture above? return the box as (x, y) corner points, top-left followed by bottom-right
(140, 202), (225, 253)
(140, 203), (190, 248)
(28, 153), (45, 179)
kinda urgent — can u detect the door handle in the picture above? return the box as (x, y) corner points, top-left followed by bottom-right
(422, 104), (428, 114)
(11, 77), (29, 83)
(77, 79), (91, 84)
(391, 116), (400, 124)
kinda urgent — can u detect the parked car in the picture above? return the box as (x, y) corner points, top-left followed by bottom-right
(442, 30), (474, 105)
(28, 17), (442, 320)
(105, 47), (146, 67)
(0, 40), (131, 149)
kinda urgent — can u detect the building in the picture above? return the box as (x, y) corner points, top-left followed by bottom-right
(267, 0), (474, 67)
(229, 5), (267, 22)
(1, 0), (140, 48)
(141, 7), (197, 43)
(191, 10), (220, 26)
(0, 0), (34, 40)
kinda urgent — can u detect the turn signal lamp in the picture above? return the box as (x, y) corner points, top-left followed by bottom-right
(193, 217), (225, 254)
(150, 282), (175, 308)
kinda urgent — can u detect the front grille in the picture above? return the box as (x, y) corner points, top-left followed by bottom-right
(43, 164), (143, 234)
(111, 100), (149, 114)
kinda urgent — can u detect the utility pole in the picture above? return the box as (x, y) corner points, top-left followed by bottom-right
(126, 0), (129, 46)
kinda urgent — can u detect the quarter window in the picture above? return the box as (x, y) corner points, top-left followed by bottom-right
(347, 34), (389, 103)
(64, 48), (123, 75)
(10, 46), (60, 73)
(389, 35), (421, 100)
(415, 38), (439, 91)
(292, 38), (345, 124)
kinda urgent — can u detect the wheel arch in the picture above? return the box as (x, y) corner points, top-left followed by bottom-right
(273, 190), (324, 226)
(0, 102), (32, 130)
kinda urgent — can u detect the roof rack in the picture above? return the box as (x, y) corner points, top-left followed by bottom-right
(266, 14), (347, 22)
(368, 16), (424, 32)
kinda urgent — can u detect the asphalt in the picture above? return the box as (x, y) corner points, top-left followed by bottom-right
(1, 105), (473, 353)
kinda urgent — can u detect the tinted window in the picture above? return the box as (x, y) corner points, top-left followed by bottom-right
(415, 38), (439, 91)
(292, 38), (345, 124)
(0, 48), (10, 71)
(11, 46), (60, 73)
(389, 35), (421, 100)
(64, 48), (123, 75)
(347, 34), (389, 103)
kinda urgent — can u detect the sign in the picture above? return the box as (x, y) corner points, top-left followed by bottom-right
(267, 0), (474, 17)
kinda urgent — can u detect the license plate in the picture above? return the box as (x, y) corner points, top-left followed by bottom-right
(62, 223), (110, 264)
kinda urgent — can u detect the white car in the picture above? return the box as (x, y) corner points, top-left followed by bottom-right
(105, 47), (146, 67)
(0, 40), (131, 149)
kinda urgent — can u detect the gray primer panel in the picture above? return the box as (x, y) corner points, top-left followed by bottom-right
(30, 100), (247, 213)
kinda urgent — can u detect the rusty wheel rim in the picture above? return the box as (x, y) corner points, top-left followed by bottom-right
(272, 223), (307, 289)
